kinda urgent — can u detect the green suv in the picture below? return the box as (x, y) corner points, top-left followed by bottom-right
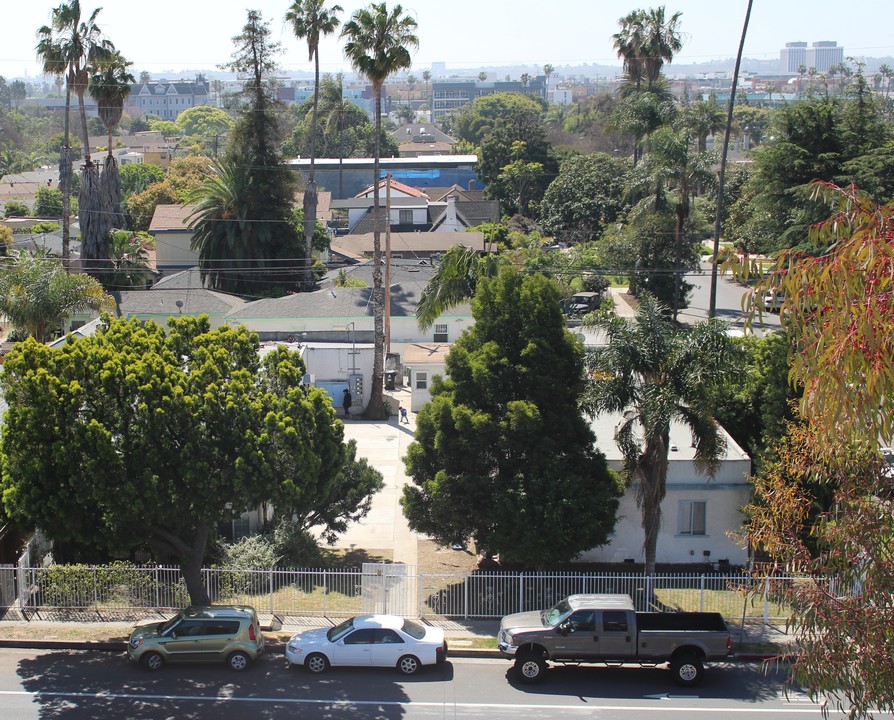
(128, 605), (265, 671)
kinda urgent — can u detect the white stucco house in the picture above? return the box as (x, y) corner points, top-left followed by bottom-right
(402, 343), (450, 412)
(578, 411), (752, 567)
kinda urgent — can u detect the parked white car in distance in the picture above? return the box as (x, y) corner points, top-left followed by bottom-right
(763, 290), (784, 312)
(286, 615), (447, 675)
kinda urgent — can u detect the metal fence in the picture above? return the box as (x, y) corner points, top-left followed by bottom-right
(10, 563), (791, 624)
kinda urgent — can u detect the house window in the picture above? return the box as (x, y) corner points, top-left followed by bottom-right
(433, 323), (448, 342)
(399, 209), (413, 224)
(679, 501), (706, 536)
(416, 372), (428, 390)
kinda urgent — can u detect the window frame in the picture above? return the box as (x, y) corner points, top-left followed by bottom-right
(679, 500), (707, 536)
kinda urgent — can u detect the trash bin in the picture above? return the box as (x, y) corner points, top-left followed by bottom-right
(384, 370), (397, 391)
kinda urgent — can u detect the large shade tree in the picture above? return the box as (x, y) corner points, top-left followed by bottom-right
(402, 267), (623, 565)
(341, 2), (418, 419)
(0, 316), (383, 605)
(581, 293), (737, 576)
(286, 0), (342, 289)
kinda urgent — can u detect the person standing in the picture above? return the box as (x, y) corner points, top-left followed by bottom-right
(342, 388), (352, 418)
(400, 405), (409, 424)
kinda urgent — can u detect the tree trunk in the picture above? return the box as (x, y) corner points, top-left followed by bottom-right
(364, 85), (386, 420)
(60, 87), (72, 268)
(303, 51), (321, 291)
(638, 434), (669, 577)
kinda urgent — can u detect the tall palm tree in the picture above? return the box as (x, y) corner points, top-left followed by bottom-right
(613, 10), (647, 94)
(286, 0), (343, 289)
(85, 50), (134, 273)
(582, 294), (735, 576)
(542, 63), (554, 86)
(641, 6), (683, 89)
(36, 1), (114, 270)
(341, 2), (418, 420)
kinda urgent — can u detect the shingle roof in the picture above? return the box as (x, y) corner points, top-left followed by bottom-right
(333, 231), (485, 255)
(429, 200), (500, 229)
(226, 260), (472, 321)
(112, 268), (246, 317)
(149, 204), (195, 231)
(391, 123), (457, 145)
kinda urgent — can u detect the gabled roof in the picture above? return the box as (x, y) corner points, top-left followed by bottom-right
(429, 200), (500, 230)
(348, 208), (431, 235)
(354, 176), (430, 199)
(427, 185), (486, 202)
(149, 204), (195, 232)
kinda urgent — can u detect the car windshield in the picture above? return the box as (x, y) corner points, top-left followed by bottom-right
(542, 598), (573, 627)
(401, 619), (427, 639)
(158, 614), (183, 636)
(327, 617), (355, 642)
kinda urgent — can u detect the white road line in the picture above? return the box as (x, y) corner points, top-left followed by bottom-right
(0, 689), (861, 713)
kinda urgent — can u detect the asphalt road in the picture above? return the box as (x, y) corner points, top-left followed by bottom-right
(0, 648), (874, 720)
(678, 265), (782, 336)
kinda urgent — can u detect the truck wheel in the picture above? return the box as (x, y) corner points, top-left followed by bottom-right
(515, 654), (547, 683)
(671, 653), (704, 686)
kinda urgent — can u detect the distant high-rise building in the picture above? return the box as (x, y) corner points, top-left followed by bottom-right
(431, 62), (447, 78)
(780, 41), (807, 73)
(780, 40), (843, 74)
(808, 41), (844, 73)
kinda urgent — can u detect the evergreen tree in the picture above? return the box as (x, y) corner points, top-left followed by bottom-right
(402, 266), (622, 566)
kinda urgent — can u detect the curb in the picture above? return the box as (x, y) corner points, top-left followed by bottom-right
(0, 638), (778, 662)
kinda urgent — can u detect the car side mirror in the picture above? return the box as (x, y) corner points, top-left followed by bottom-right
(557, 624), (569, 637)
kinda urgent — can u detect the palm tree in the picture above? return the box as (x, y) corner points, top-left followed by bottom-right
(542, 63), (554, 89)
(85, 50), (134, 273)
(477, 71), (487, 83)
(286, 0), (343, 289)
(582, 293), (735, 576)
(0, 249), (113, 343)
(635, 125), (715, 319)
(186, 157), (254, 294)
(682, 100), (725, 154)
(416, 244), (505, 331)
(519, 72), (531, 89)
(613, 10), (647, 94)
(341, 2), (418, 420)
(641, 6), (683, 89)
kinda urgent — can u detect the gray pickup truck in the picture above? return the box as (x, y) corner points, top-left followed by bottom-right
(498, 593), (732, 685)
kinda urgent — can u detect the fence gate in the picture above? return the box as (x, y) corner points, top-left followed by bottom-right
(361, 563), (417, 616)
(0, 564), (14, 614)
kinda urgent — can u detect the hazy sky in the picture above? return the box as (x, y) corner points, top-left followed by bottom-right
(2, 0), (892, 79)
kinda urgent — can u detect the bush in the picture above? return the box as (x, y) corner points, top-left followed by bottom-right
(30, 221), (62, 234)
(4, 201), (29, 217)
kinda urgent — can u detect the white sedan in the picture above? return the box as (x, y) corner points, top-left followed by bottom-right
(285, 615), (448, 675)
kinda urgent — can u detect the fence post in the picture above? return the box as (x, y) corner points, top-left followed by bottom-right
(323, 569), (328, 617)
(269, 569), (274, 614)
(700, 574), (705, 612)
(764, 577), (770, 626)
(463, 576), (469, 620)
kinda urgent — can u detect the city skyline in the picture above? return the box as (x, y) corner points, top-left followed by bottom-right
(2, 0), (893, 81)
